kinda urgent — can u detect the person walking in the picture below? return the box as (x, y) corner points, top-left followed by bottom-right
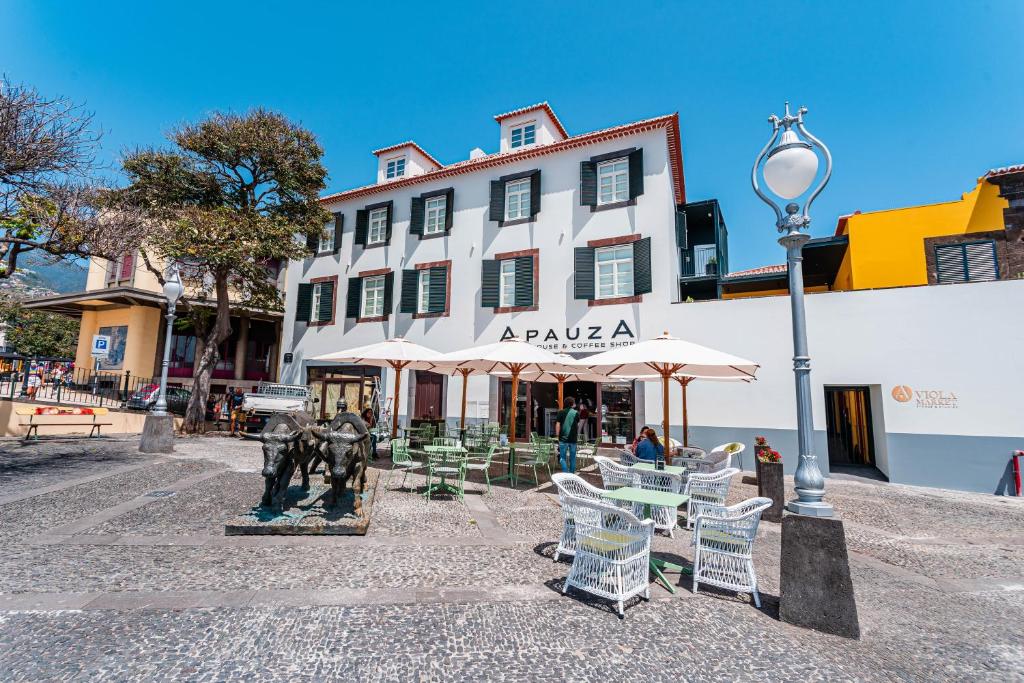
(555, 397), (580, 473)
(228, 387), (246, 436)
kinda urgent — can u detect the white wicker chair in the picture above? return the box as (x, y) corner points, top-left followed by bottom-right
(551, 472), (608, 561)
(692, 497), (772, 607)
(633, 468), (684, 537)
(562, 497), (655, 617)
(595, 455), (635, 490)
(619, 449), (640, 466)
(710, 442), (745, 472)
(682, 467), (740, 529)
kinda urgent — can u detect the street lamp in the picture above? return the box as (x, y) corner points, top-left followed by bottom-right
(152, 263), (184, 416)
(752, 102), (834, 517)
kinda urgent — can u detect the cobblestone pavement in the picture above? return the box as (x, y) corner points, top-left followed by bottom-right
(0, 436), (1022, 682)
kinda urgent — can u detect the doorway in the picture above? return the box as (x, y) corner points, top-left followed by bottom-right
(498, 379), (634, 444)
(413, 371), (444, 422)
(824, 386), (877, 469)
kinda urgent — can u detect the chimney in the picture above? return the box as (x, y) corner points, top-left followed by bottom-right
(469, 147), (486, 160)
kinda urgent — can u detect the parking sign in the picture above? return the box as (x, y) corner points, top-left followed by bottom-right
(91, 334), (111, 357)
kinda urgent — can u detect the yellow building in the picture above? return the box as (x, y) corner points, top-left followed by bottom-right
(24, 252), (286, 395)
(722, 166), (1022, 298)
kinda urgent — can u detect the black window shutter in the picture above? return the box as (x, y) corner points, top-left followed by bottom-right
(354, 209), (368, 247)
(318, 280), (334, 322)
(580, 160), (597, 207)
(428, 266), (447, 313)
(384, 202), (394, 244)
(529, 170), (542, 216)
(481, 259), (500, 307)
(965, 241), (999, 281)
(305, 231), (319, 253)
(296, 283), (313, 322)
(409, 196), (425, 238)
(573, 247), (595, 300)
(444, 188), (454, 231)
(514, 256), (534, 307)
(489, 180), (505, 222)
(332, 213), (344, 254)
(399, 269), (419, 313)
(675, 210), (687, 250)
(383, 271), (394, 313)
(345, 277), (361, 318)
(628, 148), (645, 199)
(633, 237), (653, 295)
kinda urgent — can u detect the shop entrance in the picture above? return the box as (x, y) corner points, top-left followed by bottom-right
(498, 379), (635, 445)
(824, 386), (877, 469)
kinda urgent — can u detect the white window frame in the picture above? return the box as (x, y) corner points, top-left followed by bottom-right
(361, 275), (385, 318)
(318, 224), (335, 253)
(510, 122), (536, 149)
(595, 245), (634, 299)
(499, 259), (516, 308)
(367, 207), (388, 245)
(385, 156), (406, 179)
(417, 269), (431, 313)
(424, 195), (446, 235)
(505, 179), (531, 221)
(310, 283), (324, 322)
(597, 157), (630, 205)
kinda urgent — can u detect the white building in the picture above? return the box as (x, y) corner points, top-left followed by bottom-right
(280, 103), (1024, 495)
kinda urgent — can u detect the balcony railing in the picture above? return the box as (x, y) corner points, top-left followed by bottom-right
(681, 246), (718, 278)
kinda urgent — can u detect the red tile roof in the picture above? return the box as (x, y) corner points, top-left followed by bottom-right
(321, 113), (686, 206)
(724, 264), (787, 278)
(984, 163), (1024, 179)
(493, 102), (569, 139)
(371, 141), (442, 169)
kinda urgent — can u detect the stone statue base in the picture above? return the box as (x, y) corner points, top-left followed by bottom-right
(139, 414), (176, 453)
(224, 468), (378, 536)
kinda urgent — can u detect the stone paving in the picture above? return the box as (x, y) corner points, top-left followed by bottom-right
(0, 435), (1022, 681)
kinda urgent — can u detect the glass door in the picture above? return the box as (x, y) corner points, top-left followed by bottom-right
(499, 379), (530, 440)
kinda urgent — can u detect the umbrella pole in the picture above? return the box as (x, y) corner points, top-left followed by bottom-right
(509, 367), (520, 444)
(682, 378), (689, 448)
(662, 372), (671, 465)
(459, 368), (469, 432)
(390, 361), (405, 440)
(557, 377), (564, 410)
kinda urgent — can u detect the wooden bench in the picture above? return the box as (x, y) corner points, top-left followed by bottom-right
(16, 407), (114, 442)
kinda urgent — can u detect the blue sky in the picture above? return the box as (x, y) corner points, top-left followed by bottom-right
(5, 0), (1023, 270)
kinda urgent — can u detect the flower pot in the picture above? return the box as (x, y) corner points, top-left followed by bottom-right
(757, 460), (784, 523)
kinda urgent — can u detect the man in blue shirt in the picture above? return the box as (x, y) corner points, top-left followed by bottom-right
(555, 397), (580, 473)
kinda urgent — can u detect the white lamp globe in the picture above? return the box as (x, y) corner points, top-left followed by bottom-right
(763, 129), (818, 200)
(163, 268), (184, 305)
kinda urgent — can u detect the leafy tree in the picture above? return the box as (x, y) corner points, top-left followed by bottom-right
(0, 296), (79, 358)
(118, 109), (329, 432)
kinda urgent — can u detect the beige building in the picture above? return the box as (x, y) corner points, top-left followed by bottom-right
(24, 252), (285, 394)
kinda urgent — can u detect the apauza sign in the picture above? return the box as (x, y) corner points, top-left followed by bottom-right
(499, 319), (637, 351)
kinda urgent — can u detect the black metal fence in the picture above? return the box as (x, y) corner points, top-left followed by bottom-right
(0, 358), (158, 410)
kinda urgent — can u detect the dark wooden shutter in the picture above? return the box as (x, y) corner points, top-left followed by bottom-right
(296, 283), (313, 322)
(675, 210), (687, 250)
(332, 213), (344, 254)
(444, 188), (454, 231)
(574, 247), (595, 300)
(628, 148), (644, 199)
(318, 279), (334, 322)
(345, 277), (361, 318)
(354, 209), (368, 247)
(633, 237), (653, 295)
(305, 232), (319, 253)
(409, 196), (425, 238)
(399, 269), (419, 313)
(384, 202), (394, 244)
(489, 180), (505, 222)
(428, 266), (447, 313)
(529, 170), (541, 216)
(383, 271), (395, 313)
(580, 160), (597, 207)
(514, 256), (534, 307)
(965, 241), (999, 281)
(481, 259), (500, 307)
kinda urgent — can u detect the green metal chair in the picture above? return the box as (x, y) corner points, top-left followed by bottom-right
(517, 439), (554, 487)
(424, 447), (467, 502)
(576, 438), (597, 471)
(466, 443), (498, 493)
(386, 438), (423, 490)
(432, 436), (461, 448)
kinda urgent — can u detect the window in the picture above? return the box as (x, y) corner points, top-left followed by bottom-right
(425, 195), (446, 235)
(417, 269), (431, 313)
(505, 179), (531, 220)
(361, 276), (386, 317)
(318, 225), (335, 253)
(386, 157), (405, 179)
(596, 245), (634, 299)
(935, 241), (999, 284)
(597, 158), (629, 204)
(510, 123), (536, 148)
(368, 207), (388, 245)
(311, 283), (324, 322)
(499, 259), (516, 307)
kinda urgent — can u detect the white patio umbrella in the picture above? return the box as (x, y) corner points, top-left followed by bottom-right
(311, 337), (445, 438)
(432, 338), (566, 445)
(583, 332), (759, 462)
(501, 353), (611, 409)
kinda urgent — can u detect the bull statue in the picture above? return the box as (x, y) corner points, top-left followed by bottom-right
(242, 411), (321, 510)
(312, 404), (371, 514)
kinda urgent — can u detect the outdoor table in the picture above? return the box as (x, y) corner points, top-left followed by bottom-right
(422, 445), (468, 498)
(601, 486), (690, 594)
(493, 443), (532, 487)
(631, 462), (687, 476)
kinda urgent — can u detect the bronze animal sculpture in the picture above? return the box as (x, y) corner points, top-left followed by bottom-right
(242, 411), (322, 510)
(312, 410), (371, 513)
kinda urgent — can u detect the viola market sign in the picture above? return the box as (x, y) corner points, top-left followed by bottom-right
(499, 319), (637, 351)
(891, 385), (959, 409)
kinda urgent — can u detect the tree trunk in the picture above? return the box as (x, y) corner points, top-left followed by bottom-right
(182, 274), (233, 433)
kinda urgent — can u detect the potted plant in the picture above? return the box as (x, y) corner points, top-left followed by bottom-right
(756, 441), (784, 523)
(705, 256), (718, 275)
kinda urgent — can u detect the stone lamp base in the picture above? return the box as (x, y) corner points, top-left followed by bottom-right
(139, 414), (176, 453)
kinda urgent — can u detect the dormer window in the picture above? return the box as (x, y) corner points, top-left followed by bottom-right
(386, 157), (406, 179)
(510, 123), (536, 149)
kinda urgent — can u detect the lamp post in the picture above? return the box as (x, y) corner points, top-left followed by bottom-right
(152, 263), (184, 416)
(752, 102), (833, 517)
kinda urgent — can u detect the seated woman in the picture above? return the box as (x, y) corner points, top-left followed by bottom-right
(635, 428), (665, 463)
(630, 425), (650, 453)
